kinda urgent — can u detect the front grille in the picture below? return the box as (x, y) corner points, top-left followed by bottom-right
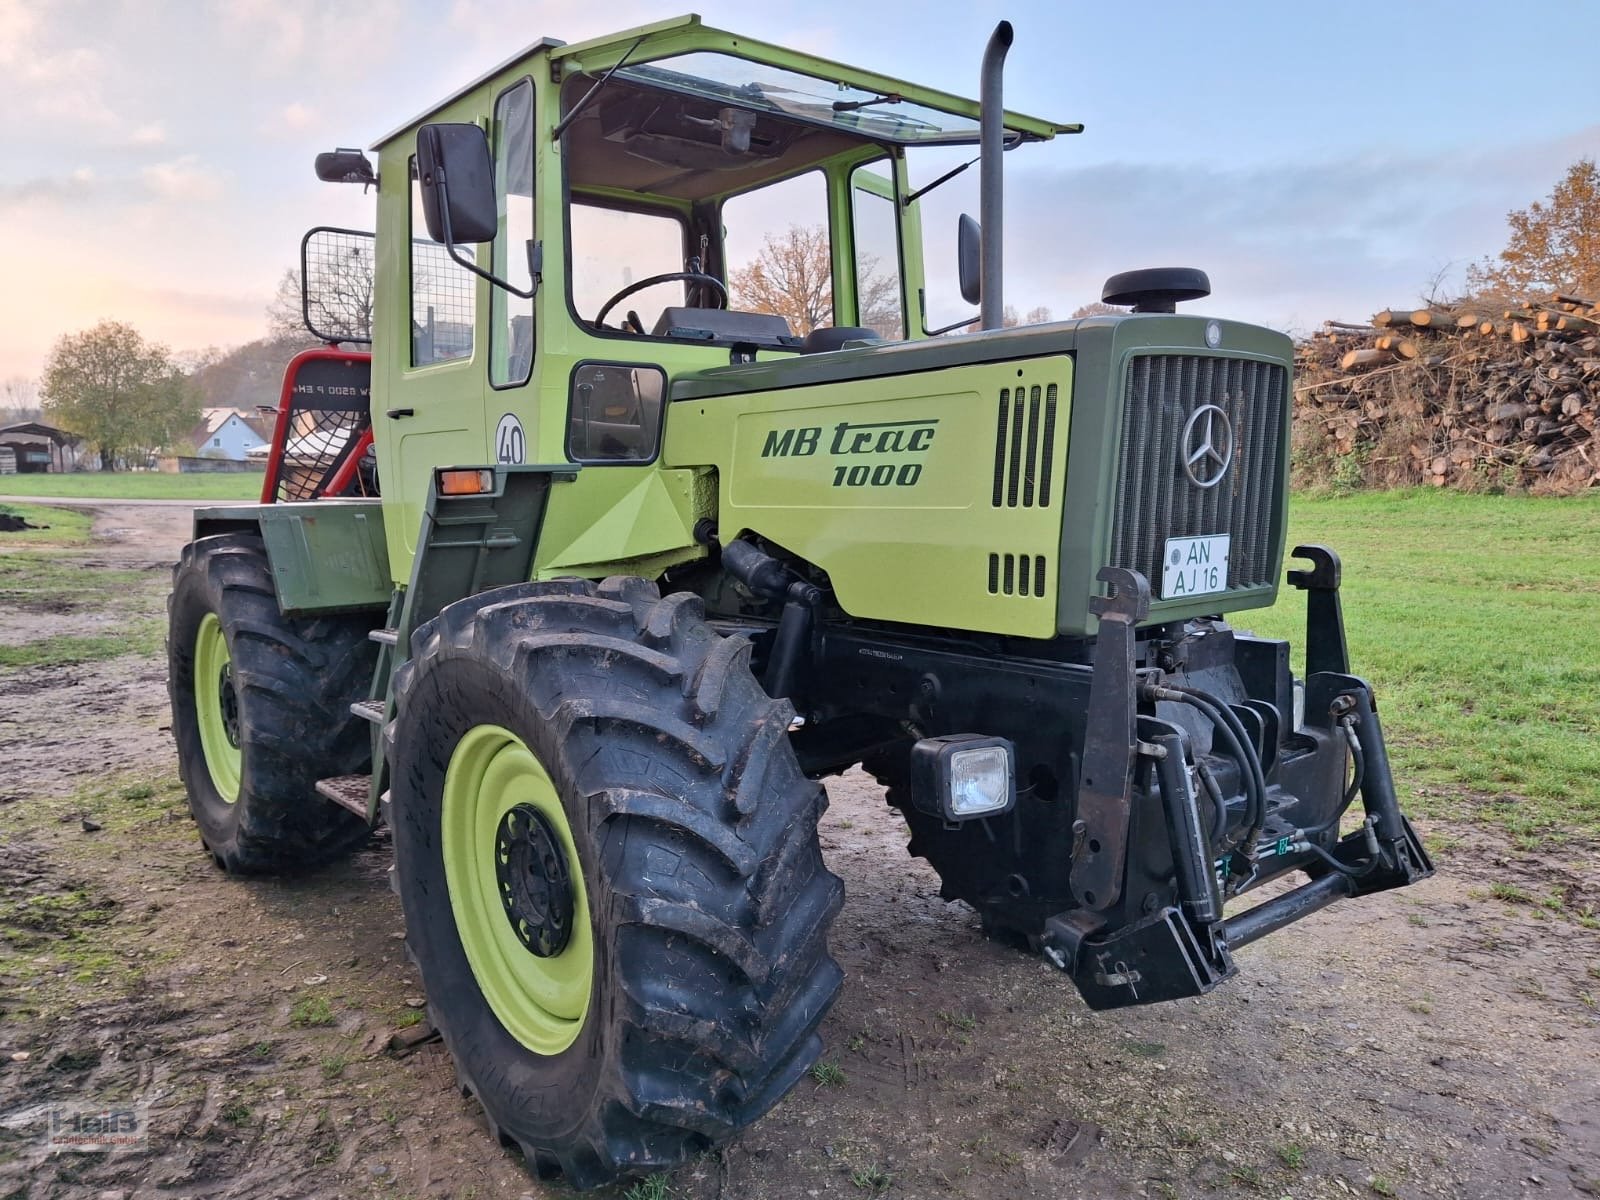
(992, 383), (1058, 508)
(1108, 354), (1288, 596)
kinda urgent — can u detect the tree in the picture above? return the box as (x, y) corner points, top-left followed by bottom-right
(1467, 158), (1600, 300)
(1, 376), (41, 424)
(729, 224), (902, 338)
(40, 321), (198, 470)
(962, 304), (1053, 333)
(1070, 301), (1123, 319)
(270, 229), (377, 344)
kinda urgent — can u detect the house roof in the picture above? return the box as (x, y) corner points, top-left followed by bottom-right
(0, 421), (79, 445)
(190, 408), (275, 448)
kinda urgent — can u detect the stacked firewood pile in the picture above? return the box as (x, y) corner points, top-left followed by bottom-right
(1294, 294), (1600, 492)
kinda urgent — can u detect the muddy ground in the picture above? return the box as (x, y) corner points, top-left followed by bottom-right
(1, 504), (1596, 1200)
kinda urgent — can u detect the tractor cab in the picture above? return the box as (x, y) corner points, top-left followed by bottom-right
(295, 16), (1078, 573)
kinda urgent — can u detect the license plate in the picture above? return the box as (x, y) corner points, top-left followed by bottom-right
(1162, 534), (1230, 598)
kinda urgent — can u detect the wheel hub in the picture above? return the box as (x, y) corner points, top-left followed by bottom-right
(495, 803), (575, 957)
(193, 611), (242, 804)
(218, 664), (241, 748)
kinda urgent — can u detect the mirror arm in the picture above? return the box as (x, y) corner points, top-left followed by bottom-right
(438, 175), (539, 301)
(925, 313), (981, 337)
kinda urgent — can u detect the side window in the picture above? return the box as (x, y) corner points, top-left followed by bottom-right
(723, 171), (832, 335)
(850, 164), (904, 340)
(568, 364), (666, 464)
(409, 159), (476, 366)
(905, 147), (979, 334)
(491, 80), (535, 387)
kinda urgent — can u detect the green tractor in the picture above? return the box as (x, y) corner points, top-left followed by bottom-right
(168, 15), (1431, 1188)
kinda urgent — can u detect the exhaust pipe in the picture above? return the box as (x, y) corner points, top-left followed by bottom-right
(979, 20), (1012, 330)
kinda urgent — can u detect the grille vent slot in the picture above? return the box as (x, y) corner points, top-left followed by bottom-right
(987, 552), (1049, 598)
(991, 383), (1058, 508)
(1107, 354), (1288, 595)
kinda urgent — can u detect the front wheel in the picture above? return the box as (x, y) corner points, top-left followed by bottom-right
(167, 534), (378, 872)
(387, 578), (843, 1189)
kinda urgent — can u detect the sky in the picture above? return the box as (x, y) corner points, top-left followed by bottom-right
(4, 0), (1599, 384)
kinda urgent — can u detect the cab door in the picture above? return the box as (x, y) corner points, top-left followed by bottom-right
(482, 78), (539, 479)
(374, 149), (488, 570)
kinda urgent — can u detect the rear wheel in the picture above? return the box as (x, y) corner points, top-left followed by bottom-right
(387, 578), (843, 1189)
(168, 533), (378, 872)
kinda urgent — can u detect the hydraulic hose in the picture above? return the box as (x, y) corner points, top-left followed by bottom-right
(1146, 684), (1269, 859)
(1286, 816), (1382, 880)
(1194, 758), (1228, 846)
(1295, 715), (1365, 839)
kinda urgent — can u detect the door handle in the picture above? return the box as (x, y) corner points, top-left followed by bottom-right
(386, 407), (415, 420)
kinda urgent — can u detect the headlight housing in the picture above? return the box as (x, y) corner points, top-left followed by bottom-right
(908, 734), (1016, 822)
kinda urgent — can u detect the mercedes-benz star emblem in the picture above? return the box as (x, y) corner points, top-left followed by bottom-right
(1181, 403), (1234, 489)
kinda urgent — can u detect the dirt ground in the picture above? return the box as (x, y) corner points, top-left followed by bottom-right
(1, 504), (1597, 1200)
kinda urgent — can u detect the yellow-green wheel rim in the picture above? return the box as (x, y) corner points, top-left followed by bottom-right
(442, 724), (592, 1055)
(194, 612), (241, 803)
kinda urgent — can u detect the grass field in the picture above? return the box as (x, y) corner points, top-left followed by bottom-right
(1244, 489), (1600, 842)
(0, 501), (92, 546)
(0, 472), (263, 500)
(3, 485), (1596, 842)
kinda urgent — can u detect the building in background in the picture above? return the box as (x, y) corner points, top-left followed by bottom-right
(0, 422), (82, 473)
(190, 408), (275, 461)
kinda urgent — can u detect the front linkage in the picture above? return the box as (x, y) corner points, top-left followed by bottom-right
(1043, 546), (1434, 1009)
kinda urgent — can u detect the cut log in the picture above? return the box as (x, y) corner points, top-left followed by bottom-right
(1409, 309), (1452, 328)
(1341, 348), (1387, 371)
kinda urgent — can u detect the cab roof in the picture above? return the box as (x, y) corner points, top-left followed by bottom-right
(373, 13), (1079, 151)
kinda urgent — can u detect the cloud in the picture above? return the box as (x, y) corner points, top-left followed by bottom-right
(129, 122), (167, 147)
(0, 170), (100, 208)
(259, 102), (317, 138)
(997, 125), (1600, 330)
(140, 157), (226, 203)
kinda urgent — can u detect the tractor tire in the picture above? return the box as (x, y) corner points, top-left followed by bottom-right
(167, 533), (378, 873)
(386, 578), (843, 1190)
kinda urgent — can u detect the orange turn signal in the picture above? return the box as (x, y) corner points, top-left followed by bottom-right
(438, 469), (494, 496)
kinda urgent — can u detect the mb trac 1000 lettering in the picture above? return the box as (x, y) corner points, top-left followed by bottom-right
(167, 15), (1432, 1188)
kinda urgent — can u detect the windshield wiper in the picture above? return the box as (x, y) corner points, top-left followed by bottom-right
(832, 92), (902, 113)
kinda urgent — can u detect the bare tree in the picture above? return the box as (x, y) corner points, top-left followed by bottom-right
(272, 231), (377, 344)
(1069, 301), (1123, 319)
(858, 263), (903, 340)
(730, 225), (833, 335)
(730, 224), (902, 338)
(1, 376), (41, 424)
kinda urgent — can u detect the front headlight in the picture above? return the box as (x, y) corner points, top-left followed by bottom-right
(908, 735), (1016, 822)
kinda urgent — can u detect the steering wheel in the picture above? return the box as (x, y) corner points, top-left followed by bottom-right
(594, 271), (728, 331)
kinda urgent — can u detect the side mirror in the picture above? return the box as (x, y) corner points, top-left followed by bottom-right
(314, 148), (376, 187)
(416, 123), (497, 245)
(957, 214), (982, 306)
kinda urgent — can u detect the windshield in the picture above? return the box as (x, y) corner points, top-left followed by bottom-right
(616, 53), (982, 145)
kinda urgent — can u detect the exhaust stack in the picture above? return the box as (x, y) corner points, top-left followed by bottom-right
(979, 20), (1013, 330)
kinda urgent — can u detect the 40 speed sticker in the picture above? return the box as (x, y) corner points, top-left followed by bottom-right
(495, 413), (526, 464)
